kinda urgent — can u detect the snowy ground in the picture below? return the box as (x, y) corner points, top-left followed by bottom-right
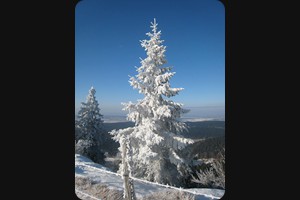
(75, 154), (224, 200)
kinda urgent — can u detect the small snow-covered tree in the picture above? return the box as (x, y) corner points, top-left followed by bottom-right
(111, 19), (193, 186)
(75, 86), (105, 164)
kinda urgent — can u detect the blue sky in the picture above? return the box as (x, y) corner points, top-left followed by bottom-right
(75, 0), (225, 117)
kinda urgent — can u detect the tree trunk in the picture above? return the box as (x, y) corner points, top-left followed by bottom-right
(122, 139), (136, 200)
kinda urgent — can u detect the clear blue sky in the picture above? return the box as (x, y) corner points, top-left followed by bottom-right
(75, 0), (225, 117)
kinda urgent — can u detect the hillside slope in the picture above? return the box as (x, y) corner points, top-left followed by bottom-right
(75, 154), (224, 200)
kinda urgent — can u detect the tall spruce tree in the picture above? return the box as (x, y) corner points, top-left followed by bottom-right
(75, 86), (105, 164)
(111, 19), (193, 186)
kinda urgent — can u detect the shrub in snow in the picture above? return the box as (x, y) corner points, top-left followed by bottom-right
(141, 190), (195, 200)
(75, 139), (105, 165)
(111, 19), (193, 186)
(75, 176), (123, 200)
(75, 86), (105, 164)
(191, 148), (225, 189)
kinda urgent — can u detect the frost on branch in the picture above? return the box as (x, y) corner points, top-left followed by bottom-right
(110, 19), (193, 186)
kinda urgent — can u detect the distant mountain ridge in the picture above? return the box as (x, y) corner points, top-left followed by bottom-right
(99, 121), (225, 157)
(102, 121), (225, 140)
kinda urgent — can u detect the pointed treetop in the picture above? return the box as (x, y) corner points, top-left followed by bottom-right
(88, 86), (96, 96)
(150, 18), (158, 33)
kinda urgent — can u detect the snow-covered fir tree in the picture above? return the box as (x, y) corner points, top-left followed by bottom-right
(75, 86), (105, 164)
(111, 19), (193, 186)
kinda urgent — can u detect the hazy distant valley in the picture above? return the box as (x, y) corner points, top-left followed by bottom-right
(101, 120), (225, 159)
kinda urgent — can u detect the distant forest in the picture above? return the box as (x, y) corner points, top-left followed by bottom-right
(180, 136), (225, 160)
(101, 121), (225, 158)
(183, 121), (225, 139)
